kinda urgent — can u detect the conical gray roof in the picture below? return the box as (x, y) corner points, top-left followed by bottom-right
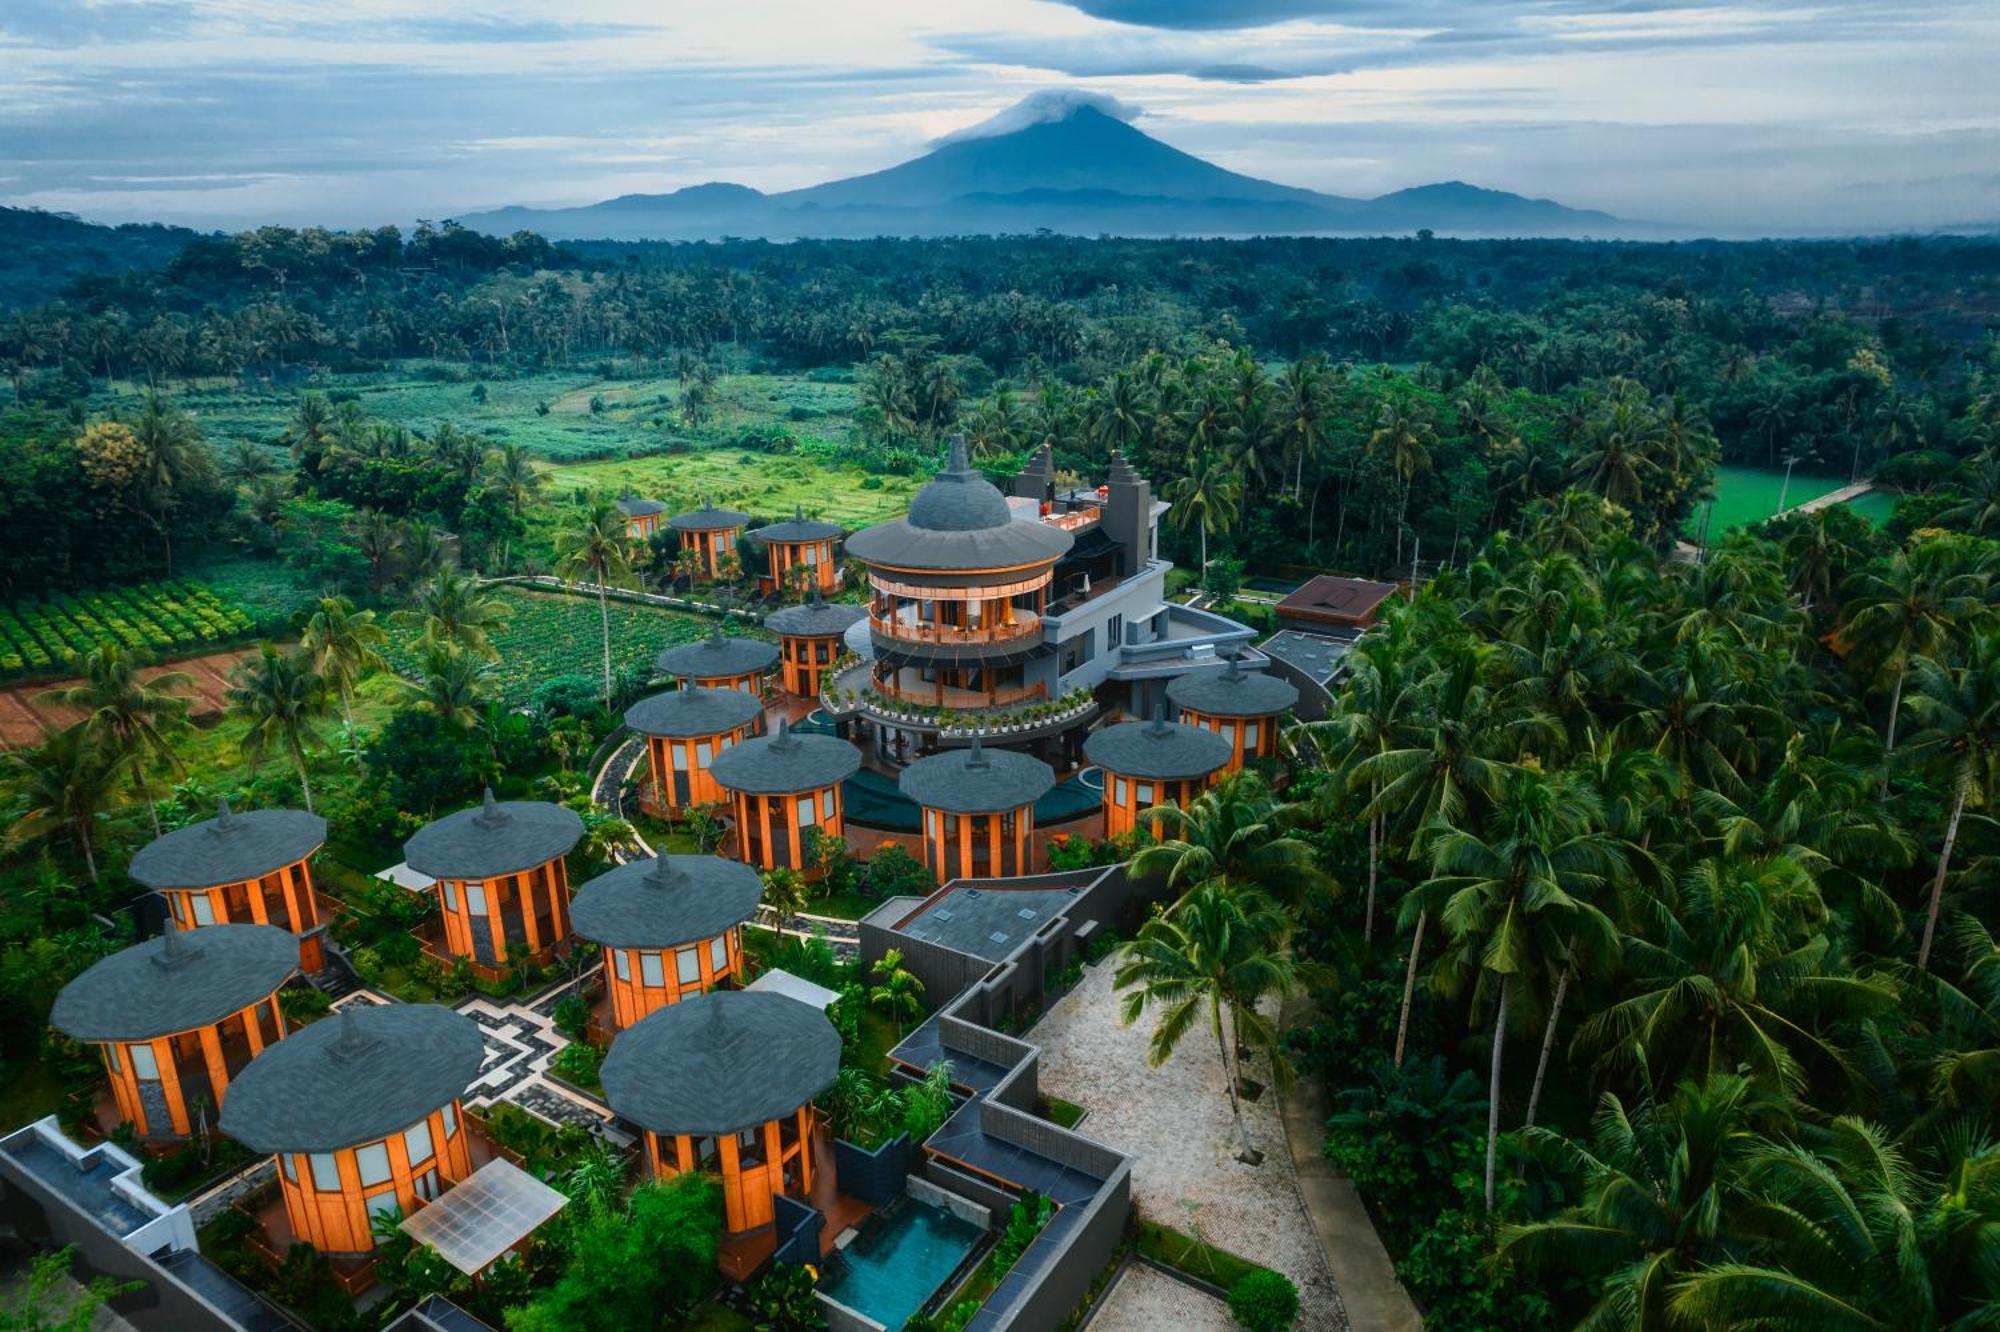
(708, 717), (861, 794)
(403, 790), (584, 880)
(129, 799), (325, 890)
(571, 854), (763, 950)
(52, 924), (298, 1042)
(624, 687), (763, 739)
(1166, 655), (1299, 719)
(844, 436), (1072, 572)
(750, 505), (843, 543)
(668, 499), (750, 532)
(602, 991), (839, 1136)
(220, 1003), (486, 1153)
(655, 627), (779, 680)
(899, 737), (1055, 814)
(1084, 706), (1233, 781)
(764, 590), (866, 639)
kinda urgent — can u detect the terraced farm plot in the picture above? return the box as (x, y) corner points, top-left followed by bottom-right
(542, 449), (917, 528)
(0, 580), (262, 680)
(381, 586), (750, 707)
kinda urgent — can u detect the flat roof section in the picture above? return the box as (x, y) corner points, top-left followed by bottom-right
(894, 883), (1087, 962)
(1262, 629), (1358, 686)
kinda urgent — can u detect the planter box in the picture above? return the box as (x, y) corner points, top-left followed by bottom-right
(832, 1132), (914, 1208)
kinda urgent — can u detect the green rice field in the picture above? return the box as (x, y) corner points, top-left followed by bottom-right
(542, 449), (917, 528)
(1691, 466), (1896, 536)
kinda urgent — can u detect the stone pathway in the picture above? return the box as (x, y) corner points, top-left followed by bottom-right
(1031, 964), (1348, 1331)
(1087, 1262), (1232, 1332)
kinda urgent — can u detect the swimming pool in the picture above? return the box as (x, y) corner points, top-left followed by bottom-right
(821, 1200), (985, 1331)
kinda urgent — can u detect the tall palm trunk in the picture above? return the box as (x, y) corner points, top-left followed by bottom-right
(1917, 772), (1969, 971)
(293, 749), (314, 813)
(595, 577), (614, 711)
(1524, 963), (1570, 1130)
(1364, 809), (1379, 945)
(1485, 973), (1511, 1212)
(1216, 999), (1256, 1161)
(1879, 660), (1906, 797)
(75, 822), (100, 885)
(1394, 910), (1427, 1067)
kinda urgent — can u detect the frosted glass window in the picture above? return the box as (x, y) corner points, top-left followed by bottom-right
(640, 952), (664, 987)
(309, 1153), (341, 1192)
(614, 949), (631, 981)
(465, 883), (487, 915)
(672, 744), (689, 771)
(820, 789), (835, 820)
(191, 895), (216, 925)
(709, 935), (728, 973)
(1114, 777), (1128, 805)
(696, 741), (713, 765)
(442, 1103), (457, 1138)
(129, 1044), (159, 1080)
(356, 1142), (392, 1187)
(366, 1190), (401, 1229)
(404, 1120), (434, 1166)
(798, 798), (816, 827)
(442, 881), (458, 911)
(677, 948), (700, 984)
(1137, 783), (1155, 805)
(1244, 720), (1260, 746)
(414, 1168), (440, 1201)
(281, 1154), (295, 1182)
(105, 1044), (120, 1073)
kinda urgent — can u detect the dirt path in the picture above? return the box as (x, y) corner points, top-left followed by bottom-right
(0, 647), (255, 750)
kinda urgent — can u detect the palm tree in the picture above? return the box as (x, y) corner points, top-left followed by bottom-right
(399, 646), (493, 732)
(1130, 770), (1325, 907)
(1405, 766), (1626, 1207)
(1367, 400), (1436, 570)
(299, 597), (387, 731)
(868, 949), (926, 1034)
(38, 643), (191, 837)
(129, 393), (209, 577)
(761, 867), (810, 947)
(1163, 459), (1241, 573)
(1114, 880), (1307, 1162)
(1500, 1073), (1784, 1332)
(1937, 448), (2000, 537)
(7, 724), (121, 884)
(356, 510), (402, 593)
(1901, 631), (2000, 970)
(1839, 542), (1988, 788)
(1276, 356), (1327, 501)
(1669, 1119), (2000, 1329)
(398, 568), (512, 661)
(552, 501), (635, 710)
(487, 442), (545, 517)
(225, 645), (330, 812)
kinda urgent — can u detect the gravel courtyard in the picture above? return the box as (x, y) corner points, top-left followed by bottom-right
(1035, 962), (1348, 1331)
(1088, 1261), (1234, 1332)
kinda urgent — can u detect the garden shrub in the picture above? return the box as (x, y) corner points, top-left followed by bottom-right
(549, 1041), (601, 1089)
(532, 674), (604, 721)
(552, 995), (590, 1040)
(1228, 1269), (1300, 1332)
(863, 843), (931, 900)
(991, 1192), (1053, 1277)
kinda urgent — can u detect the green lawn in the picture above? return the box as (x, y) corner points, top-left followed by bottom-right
(1694, 465), (1851, 535)
(542, 448), (916, 529)
(1843, 489), (1899, 526)
(1134, 1218), (1273, 1290)
(1041, 1096), (1087, 1129)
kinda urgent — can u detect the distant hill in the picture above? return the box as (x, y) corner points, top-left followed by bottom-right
(0, 208), (203, 309)
(463, 99), (1625, 243)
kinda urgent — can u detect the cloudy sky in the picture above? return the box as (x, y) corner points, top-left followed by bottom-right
(1, 0), (1994, 234)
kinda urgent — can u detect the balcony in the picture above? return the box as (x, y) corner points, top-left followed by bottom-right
(868, 606), (1042, 647)
(1042, 507), (1101, 533)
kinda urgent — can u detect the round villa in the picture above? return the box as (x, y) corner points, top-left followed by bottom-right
(601, 991), (839, 1238)
(615, 493), (669, 542)
(130, 798), (328, 970)
(749, 505), (844, 596)
(403, 790), (584, 973)
(52, 924), (297, 1141)
(843, 435), (1072, 719)
(708, 718), (861, 874)
(1166, 655), (1300, 770)
(1084, 706), (1233, 839)
(220, 1003), (485, 1256)
(571, 854), (763, 1029)
(669, 500), (751, 580)
(763, 591), (865, 698)
(899, 738), (1056, 883)
(657, 626), (780, 696)
(624, 688), (765, 819)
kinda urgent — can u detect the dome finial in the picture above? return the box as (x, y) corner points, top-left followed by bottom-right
(475, 787), (511, 829)
(946, 433), (970, 473)
(154, 918), (199, 971)
(214, 796), (235, 831)
(1148, 702), (1172, 736)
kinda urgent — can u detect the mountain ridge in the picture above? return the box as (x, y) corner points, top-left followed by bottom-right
(462, 101), (1629, 242)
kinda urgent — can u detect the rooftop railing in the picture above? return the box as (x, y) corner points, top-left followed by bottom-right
(868, 606), (1042, 646)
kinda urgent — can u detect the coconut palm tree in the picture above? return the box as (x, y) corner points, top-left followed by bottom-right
(1839, 543), (1989, 789)
(225, 644), (330, 812)
(761, 867), (810, 947)
(1900, 630), (2000, 970)
(1500, 1073), (1785, 1332)
(1130, 770), (1325, 907)
(1404, 766), (1626, 1207)
(7, 724), (121, 884)
(398, 568), (512, 661)
(299, 596), (387, 731)
(399, 646), (493, 732)
(867, 949), (925, 1035)
(486, 442), (545, 517)
(552, 500), (636, 710)
(1163, 459), (1240, 574)
(1669, 1119), (2000, 1329)
(1114, 880), (1307, 1162)
(1366, 400), (1436, 570)
(38, 643), (191, 837)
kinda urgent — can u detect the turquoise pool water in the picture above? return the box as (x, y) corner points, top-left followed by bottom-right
(821, 1202), (983, 1331)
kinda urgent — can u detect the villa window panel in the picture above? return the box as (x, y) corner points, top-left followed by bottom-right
(309, 1153), (342, 1193)
(414, 1168), (440, 1201)
(614, 949), (631, 982)
(191, 895), (217, 925)
(404, 1120), (434, 1167)
(677, 947), (700, 985)
(442, 1103), (458, 1139)
(640, 952), (665, 988)
(129, 1043), (159, 1080)
(820, 788), (836, 821)
(356, 1141), (392, 1188)
(365, 1189), (402, 1233)
(281, 1154), (296, 1183)
(710, 935), (728, 974)
(442, 881), (459, 912)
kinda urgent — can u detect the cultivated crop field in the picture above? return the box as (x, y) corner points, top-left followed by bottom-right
(0, 580), (260, 679)
(542, 448), (917, 528)
(380, 586), (756, 707)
